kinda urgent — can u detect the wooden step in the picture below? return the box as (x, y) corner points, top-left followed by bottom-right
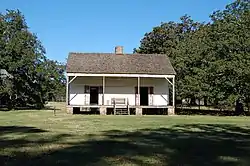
(115, 108), (129, 115)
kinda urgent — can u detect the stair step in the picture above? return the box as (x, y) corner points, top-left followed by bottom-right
(115, 109), (129, 115)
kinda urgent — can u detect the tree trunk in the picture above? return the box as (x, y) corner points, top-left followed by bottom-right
(204, 97), (208, 106)
(7, 100), (14, 111)
(181, 99), (183, 110)
(247, 98), (250, 112)
(191, 96), (196, 106)
(235, 99), (244, 115)
(198, 99), (201, 111)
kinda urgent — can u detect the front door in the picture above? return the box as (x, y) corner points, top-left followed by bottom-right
(90, 87), (99, 105)
(140, 87), (149, 106)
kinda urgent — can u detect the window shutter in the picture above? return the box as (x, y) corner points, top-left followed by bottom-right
(99, 86), (103, 93)
(135, 87), (138, 94)
(149, 87), (154, 94)
(84, 85), (90, 93)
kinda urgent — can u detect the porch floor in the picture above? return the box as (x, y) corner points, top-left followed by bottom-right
(67, 105), (172, 109)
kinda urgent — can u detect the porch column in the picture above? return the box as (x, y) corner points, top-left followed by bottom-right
(102, 76), (105, 105)
(66, 76), (77, 114)
(168, 76), (175, 115)
(66, 76), (77, 106)
(136, 77), (142, 115)
(100, 76), (107, 115)
(66, 76), (69, 105)
(66, 76), (73, 114)
(173, 76), (175, 107)
(137, 77), (140, 106)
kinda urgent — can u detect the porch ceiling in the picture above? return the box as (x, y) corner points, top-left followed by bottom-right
(67, 73), (175, 78)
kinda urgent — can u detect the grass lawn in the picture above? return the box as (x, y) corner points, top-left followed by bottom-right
(1, 103), (250, 166)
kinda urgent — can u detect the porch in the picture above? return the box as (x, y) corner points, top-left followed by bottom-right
(66, 105), (175, 115)
(66, 73), (175, 115)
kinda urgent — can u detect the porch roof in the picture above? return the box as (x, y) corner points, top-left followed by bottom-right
(66, 53), (176, 76)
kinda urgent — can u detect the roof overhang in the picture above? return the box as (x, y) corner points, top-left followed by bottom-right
(67, 73), (175, 78)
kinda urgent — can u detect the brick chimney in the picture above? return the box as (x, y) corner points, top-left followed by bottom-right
(115, 46), (123, 54)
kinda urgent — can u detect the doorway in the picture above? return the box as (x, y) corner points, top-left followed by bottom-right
(90, 86), (99, 105)
(140, 87), (149, 106)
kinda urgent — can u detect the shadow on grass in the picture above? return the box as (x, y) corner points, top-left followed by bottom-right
(0, 126), (47, 135)
(1, 124), (250, 166)
(0, 126), (70, 166)
(176, 108), (250, 116)
(0, 107), (61, 111)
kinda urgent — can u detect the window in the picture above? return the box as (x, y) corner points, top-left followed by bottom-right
(149, 87), (154, 94)
(99, 86), (103, 93)
(84, 85), (90, 93)
(85, 85), (103, 93)
(134, 87), (154, 94)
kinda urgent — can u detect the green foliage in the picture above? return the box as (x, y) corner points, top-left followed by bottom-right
(135, 15), (201, 57)
(206, 0), (250, 112)
(136, 0), (250, 112)
(0, 10), (66, 109)
(135, 15), (203, 101)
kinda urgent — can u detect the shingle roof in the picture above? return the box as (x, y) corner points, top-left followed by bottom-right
(66, 53), (176, 75)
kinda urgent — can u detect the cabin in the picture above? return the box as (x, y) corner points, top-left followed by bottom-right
(66, 46), (176, 115)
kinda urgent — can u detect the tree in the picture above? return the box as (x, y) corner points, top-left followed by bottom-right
(204, 0), (250, 113)
(173, 24), (211, 104)
(41, 59), (66, 102)
(135, 15), (202, 103)
(135, 0), (250, 114)
(135, 15), (201, 56)
(0, 10), (66, 109)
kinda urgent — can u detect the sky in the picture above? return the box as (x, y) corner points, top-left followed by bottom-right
(1, 0), (234, 63)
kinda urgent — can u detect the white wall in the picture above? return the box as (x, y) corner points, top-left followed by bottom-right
(69, 76), (169, 106)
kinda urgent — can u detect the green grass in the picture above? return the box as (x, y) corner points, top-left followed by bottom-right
(1, 103), (250, 166)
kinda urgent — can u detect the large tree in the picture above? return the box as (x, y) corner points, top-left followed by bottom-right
(0, 10), (66, 109)
(173, 24), (210, 104)
(135, 0), (250, 113)
(204, 0), (250, 113)
(135, 15), (202, 103)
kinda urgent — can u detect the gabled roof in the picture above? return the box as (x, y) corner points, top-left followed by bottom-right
(66, 53), (176, 75)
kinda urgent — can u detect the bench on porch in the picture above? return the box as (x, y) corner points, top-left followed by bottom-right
(111, 98), (129, 115)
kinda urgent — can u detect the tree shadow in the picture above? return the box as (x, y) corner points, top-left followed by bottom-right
(1, 124), (250, 165)
(2, 124), (247, 166)
(0, 126), (47, 135)
(0, 107), (61, 111)
(176, 108), (250, 116)
(0, 126), (70, 166)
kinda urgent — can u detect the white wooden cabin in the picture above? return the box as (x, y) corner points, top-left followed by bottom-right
(66, 46), (176, 115)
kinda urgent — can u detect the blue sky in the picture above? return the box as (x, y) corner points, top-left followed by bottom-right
(1, 0), (233, 63)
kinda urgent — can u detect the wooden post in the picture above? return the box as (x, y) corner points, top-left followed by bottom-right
(67, 76), (77, 105)
(53, 106), (56, 116)
(173, 76), (175, 107)
(102, 76), (105, 105)
(66, 76), (69, 105)
(127, 98), (130, 115)
(137, 77), (140, 106)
